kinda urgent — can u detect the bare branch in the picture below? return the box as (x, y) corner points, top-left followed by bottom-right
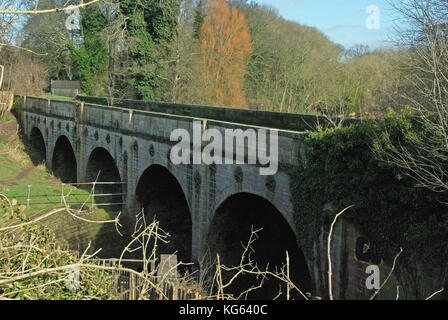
(0, 0), (104, 15)
(425, 288), (444, 300)
(370, 247), (403, 300)
(0, 43), (47, 55)
(327, 205), (354, 300)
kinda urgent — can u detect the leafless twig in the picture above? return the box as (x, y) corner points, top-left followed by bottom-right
(370, 247), (403, 300)
(327, 205), (354, 300)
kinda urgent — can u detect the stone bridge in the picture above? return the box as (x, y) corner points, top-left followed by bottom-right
(18, 96), (376, 299)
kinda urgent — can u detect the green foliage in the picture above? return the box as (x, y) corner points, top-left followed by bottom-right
(18, 0), (405, 116)
(193, 0), (205, 39)
(373, 109), (448, 182)
(120, 0), (180, 100)
(69, 6), (109, 96)
(144, 0), (180, 43)
(291, 112), (448, 269)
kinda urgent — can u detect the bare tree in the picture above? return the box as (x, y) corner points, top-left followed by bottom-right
(0, 0), (104, 14)
(376, 0), (448, 193)
(0, 0), (112, 91)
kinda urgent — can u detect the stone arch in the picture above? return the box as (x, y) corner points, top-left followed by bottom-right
(205, 192), (312, 299)
(29, 126), (46, 165)
(134, 153), (192, 212)
(51, 135), (77, 183)
(85, 141), (123, 180)
(85, 147), (123, 212)
(211, 180), (296, 236)
(135, 164), (192, 265)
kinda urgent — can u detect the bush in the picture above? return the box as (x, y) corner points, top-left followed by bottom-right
(290, 111), (448, 297)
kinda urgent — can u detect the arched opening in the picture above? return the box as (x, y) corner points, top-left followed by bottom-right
(29, 127), (46, 165)
(205, 193), (312, 300)
(51, 136), (77, 183)
(85, 147), (122, 212)
(136, 165), (192, 267)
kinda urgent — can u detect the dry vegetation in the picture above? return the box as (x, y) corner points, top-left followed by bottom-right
(1, 194), (445, 300)
(0, 196), (313, 300)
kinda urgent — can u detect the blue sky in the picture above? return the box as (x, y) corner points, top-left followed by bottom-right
(254, 0), (402, 49)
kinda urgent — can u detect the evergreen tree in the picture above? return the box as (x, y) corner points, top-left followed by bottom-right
(120, 0), (180, 100)
(193, 0), (205, 39)
(69, 5), (109, 96)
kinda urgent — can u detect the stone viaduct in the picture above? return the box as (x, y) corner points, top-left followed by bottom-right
(18, 95), (378, 299)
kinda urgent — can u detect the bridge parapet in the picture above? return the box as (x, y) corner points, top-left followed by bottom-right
(83, 103), (132, 132)
(76, 96), (359, 132)
(23, 96), (48, 114)
(22, 96), (311, 168)
(49, 100), (77, 120)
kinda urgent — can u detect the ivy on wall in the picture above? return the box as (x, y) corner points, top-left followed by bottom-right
(290, 111), (448, 272)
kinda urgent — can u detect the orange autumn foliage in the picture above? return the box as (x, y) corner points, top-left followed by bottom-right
(198, 0), (252, 109)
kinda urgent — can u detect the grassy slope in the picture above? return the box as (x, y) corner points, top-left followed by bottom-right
(0, 113), (126, 258)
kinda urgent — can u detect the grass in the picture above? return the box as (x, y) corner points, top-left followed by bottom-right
(0, 146), (108, 217)
(0, 114), (125, 257)
(44, 92), (75, 102)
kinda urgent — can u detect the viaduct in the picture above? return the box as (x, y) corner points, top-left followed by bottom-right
(18, 95), (378, 299)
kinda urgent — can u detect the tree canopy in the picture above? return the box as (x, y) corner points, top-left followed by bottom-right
(12, 0), (409, 118)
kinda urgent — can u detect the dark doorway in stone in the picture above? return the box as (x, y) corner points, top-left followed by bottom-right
(85, 147), (122, 213)
(29, 127), (46, 165)
(206, 193), (311, 300)
(136, 165), (192, 268)
(52, 135), (77, 183)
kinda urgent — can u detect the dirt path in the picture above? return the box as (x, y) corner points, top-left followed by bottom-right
(15, 165), (34, 180)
